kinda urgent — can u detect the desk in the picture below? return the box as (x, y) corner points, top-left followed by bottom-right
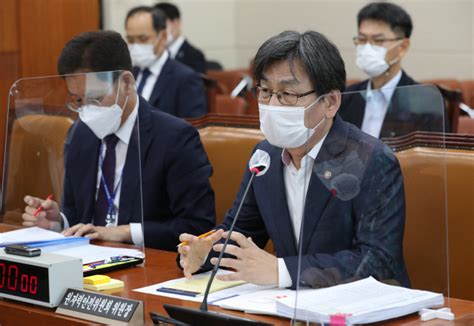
(0, 224), (473, 325)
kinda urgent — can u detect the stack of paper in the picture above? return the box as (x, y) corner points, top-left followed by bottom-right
(0, 227), (144, 264)
(275, 277), (444, 324)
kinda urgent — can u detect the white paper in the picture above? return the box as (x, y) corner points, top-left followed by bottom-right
(217, 287), (297, 315)
(0, 226), (64, 245)
(54, 244), (144, 264)
(133, 269), (273, 304)
(276, 277), (444, 324)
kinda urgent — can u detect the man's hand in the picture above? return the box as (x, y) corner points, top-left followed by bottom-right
(22, 195), (61, 230)
(178, 229), (224, 278)
(211, 231), (278, 285)
(62, 224), (132, 243)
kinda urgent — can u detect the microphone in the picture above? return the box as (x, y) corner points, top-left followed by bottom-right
(159, 150), (271, 325)
(230, 74), (253, 98)
(200, 149), (270, 311)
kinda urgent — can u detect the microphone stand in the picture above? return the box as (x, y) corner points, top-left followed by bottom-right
(200, 168), (258, 311)
(159, 167), (270, 325)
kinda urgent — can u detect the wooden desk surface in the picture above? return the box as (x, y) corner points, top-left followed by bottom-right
(0, 224), (473, 325)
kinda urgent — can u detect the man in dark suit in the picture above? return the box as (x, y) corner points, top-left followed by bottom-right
(154, 2), (206, 74)
(339, 2), (445, 138)
(125, 6), (207, 118)
(178, 31), (409, 289)
(22, 31), (215, 251)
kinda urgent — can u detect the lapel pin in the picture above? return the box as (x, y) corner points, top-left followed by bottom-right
(324, 170), (332, 179)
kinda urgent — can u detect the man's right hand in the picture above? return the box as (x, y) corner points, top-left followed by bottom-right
(177, 229), (224, 278)
(22, 195), (61, 231)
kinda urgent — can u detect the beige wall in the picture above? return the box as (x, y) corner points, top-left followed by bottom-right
(103, 0), (474, 80)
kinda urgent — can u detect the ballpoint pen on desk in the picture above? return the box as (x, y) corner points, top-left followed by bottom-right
(177, 229), (217, 247)
(33, 194), (54, 217)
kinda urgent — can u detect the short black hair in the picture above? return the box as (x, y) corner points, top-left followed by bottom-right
(125, 6), (167, 33)
(253, 31), (346, 96)
(358, 2), (413, 38)
(154, 2), (180, 20)
(57, 30), (132, 75)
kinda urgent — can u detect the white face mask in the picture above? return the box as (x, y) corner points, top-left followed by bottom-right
(356, 43), (400, 78)
(79, 87), (128, 139)
(128, 43), (158, 69)
(258, 97), (326, 149)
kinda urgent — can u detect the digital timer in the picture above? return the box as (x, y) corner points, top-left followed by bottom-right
(0, 249), (83, 307)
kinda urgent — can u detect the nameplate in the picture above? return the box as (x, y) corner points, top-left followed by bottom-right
(56, 288), (143, 325)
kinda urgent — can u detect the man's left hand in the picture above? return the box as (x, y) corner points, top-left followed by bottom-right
(210, 231), (278, 285)
(62, 223), (132, 243)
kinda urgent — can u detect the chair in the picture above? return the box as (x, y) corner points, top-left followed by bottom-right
(460, 80), (474, 109)
(1, 115), (73, 225)
(458, 116), (474, 135)
(389, 132), (474, 300)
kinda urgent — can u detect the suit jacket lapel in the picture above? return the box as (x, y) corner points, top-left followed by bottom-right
(148, 58), (172, 106)
(118, 98), (153, 224)
(74, 124), (101, 223)
(301, 116), (349, 253)
(263, 146), (298, 257)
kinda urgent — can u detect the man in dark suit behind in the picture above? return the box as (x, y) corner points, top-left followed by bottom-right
(22, 31), (215, 251)
(155, 2), (206, 74)
(178, 31), (409, 289)
(339, 2), (447, 138)
(125, 6), (207, 119)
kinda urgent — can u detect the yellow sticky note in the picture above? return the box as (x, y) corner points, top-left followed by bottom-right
(83, 275), (110, 285)
(83, 278), (124, 291)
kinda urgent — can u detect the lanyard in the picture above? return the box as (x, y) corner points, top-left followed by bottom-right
(98, 143), (123, 226)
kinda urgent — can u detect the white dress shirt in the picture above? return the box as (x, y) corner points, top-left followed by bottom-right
(277, 133), (328, 288)
(135, 50), (169, 101)
(167, 35), (185, 59)
(361, 70), (402, 138)
(61, 96), (144, 246)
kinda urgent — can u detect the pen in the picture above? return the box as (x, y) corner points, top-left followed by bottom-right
(177, 229), (217, 247)
(33, 194), (54, 217)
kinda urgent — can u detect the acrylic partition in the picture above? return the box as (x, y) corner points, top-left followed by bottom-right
(279, 85), (449, 325)
(1, 71), (145, 260)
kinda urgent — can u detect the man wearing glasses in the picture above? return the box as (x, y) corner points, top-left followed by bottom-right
(339, 2), (419, 138)
(22, 31), (215, 251)
(178, 31), (409, 289)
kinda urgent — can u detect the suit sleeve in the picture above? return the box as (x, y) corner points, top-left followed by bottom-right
(143, 124), (215, 251)
(176, 71), (207, 118)
(60, 123), (79, 226)
(283, 146), (408, 289)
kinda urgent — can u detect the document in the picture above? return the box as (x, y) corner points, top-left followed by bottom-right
(0, 226), (64, 245)
(275, 277), (444, 324)
(54, 244), (144, 264)
(134, 270), (274, 304)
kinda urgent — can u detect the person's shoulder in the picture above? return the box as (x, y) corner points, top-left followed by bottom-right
(399, 70), (418, 86)
(168, 58), (197, 76)
(140, 98), (194, 132)
(345, 79), (369, 92)
(182, 40), (205, 57)
(344, 120), (398, 163)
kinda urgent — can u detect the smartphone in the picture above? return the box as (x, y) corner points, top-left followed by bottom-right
(5, 244), (41, 257)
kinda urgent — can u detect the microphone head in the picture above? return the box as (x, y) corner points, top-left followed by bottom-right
(248, 149), (271, 176)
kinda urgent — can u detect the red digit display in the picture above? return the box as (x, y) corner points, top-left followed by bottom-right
(0, 259), (49, 302)
(20, 274), (28, 293)
(30, 276), (38, 295)
(7, 264), (18, 290)
(0, 263), (5, 289)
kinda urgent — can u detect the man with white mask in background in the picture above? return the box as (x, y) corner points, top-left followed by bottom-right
(338, 2), (431, 138)
(125, 6), (207, 118)
(22, 31), (215, 251)
(154, 2), (206, 74)
(178, 31), (409, 289)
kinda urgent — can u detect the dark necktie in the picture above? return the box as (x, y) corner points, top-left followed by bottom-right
(93, 134), (120, 226)
(136, 68), (151, 95)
